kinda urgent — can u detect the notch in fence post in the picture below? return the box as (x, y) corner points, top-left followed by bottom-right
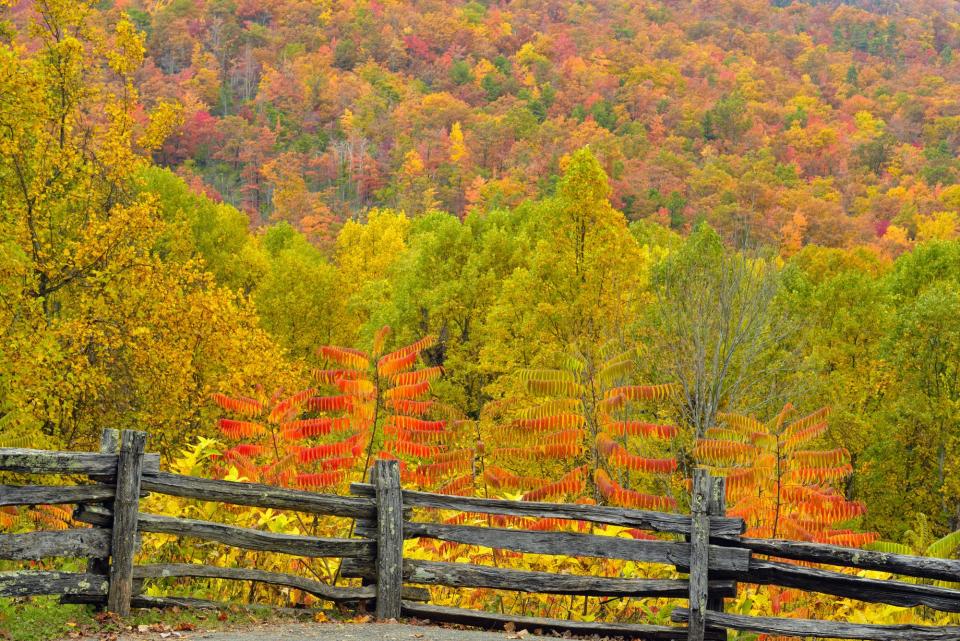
(688, 468), (710, 641)
(373, 459), (403, 621)
(107, 430), (145, 616)
(706, 475), (728, 623)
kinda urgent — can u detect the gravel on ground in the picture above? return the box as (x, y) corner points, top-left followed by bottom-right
(120, 622), (549, 641)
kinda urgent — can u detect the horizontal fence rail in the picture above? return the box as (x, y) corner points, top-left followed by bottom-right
(403, 559), (738, 598)
(0, 571), (110, 598)
(142, 472), (375, 519)
(349, 482), (746, 536)
(716, 558), (960, 611)
(0, 529), (113, 560)
(2, 430), (960, 640)
(402, 520), (750, 570)
(73, 505), (375, 559)
(0, 448), (159, 476)
(0, 484), (118, 507)
(672, 609), (960, 641)
(714, 535), (960, 582)
(133, 564), (376, 602)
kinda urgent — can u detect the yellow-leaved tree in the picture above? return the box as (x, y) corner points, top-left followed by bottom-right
(481, 148), (669, 502)
(0, 0), (295, 455)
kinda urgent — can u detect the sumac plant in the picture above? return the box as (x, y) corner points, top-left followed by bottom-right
(694, 404), (876, 546)
(211, 327), (471, 492)
(481, 345), (679, 512)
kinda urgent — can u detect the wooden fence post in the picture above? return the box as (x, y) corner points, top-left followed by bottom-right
(373, 459), (403, 620)
(89, 429), (119, 580)
(688, 468), (711, 641)
(707, 475), (728, 636)
(107, 430), (145, 616)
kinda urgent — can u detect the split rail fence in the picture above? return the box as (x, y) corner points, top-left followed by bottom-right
(2, 429), (960, 640)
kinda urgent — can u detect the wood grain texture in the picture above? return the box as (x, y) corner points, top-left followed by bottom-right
(714, 535), (960, 583)
(0, 529), (111, 560)
(60, 593), (314, 614)
(337, 557), (375, 580)
(75, 505), (375, 560)
(108, 430), (146, 616)
(141, 472), (375, 519)
(403, 521), (750, 572)
(718, 559), (960, 612)
(133, 564), (375, 601)
(0, 448), (159, 476)
(87, 430), (119, 582)
(706, 476), (728, 615)
(373, 460), (403, 620)
(405, 559), (737, 597)
(0, 484), (116, 507)
(0, 571), (109, 597)
(672, 608), (960, 640)
(351, 483), (744, 536)
(688, 469), (711, 641)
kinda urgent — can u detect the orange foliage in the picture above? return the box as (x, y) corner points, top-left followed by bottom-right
(695, 404), (876, 545)
(595, 469), (677, 511)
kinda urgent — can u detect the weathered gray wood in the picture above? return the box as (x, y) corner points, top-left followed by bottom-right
(706, 476), (728, 615)
(0, 571), (109, 597)
(707, 476), (726, 518)
(86, 429), (120, 484)
(60, 593), (314, 615)
(75, 505), (375, 560)
(403, 521), (750, 572)
(0, 448), (159, 475)
(338, 557), (375, 580)
(141, 472), (375, 519)
(714, 535), (960, 583)
(337, 557), (737, 599)
(402, 601), (715, 640)
(131, 595), (315, 613)
(373, 460), (403, 620)
(87, 430), (119, 582)
(0, 529), (111, 560)
(108, 430), (146, 616)
(351, 483), (744, 536)
(688, 469), (711, 641)
(134, 512), (373, 559)
(672, 608), (960, 641)
(100, 429), (120, 453)
(405, 559), (737, 597)
(718, 559), (960, 612)
(133, 564), (375, 602)
(0, 484), (117, 507)
(64, 585), (429, 607)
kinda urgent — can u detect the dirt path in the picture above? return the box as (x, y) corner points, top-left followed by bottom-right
(121, 622), (548, 641)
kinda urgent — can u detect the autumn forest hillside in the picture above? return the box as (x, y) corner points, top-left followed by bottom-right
(127, 0), (960, 250)
(4, 0), (960, 595)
